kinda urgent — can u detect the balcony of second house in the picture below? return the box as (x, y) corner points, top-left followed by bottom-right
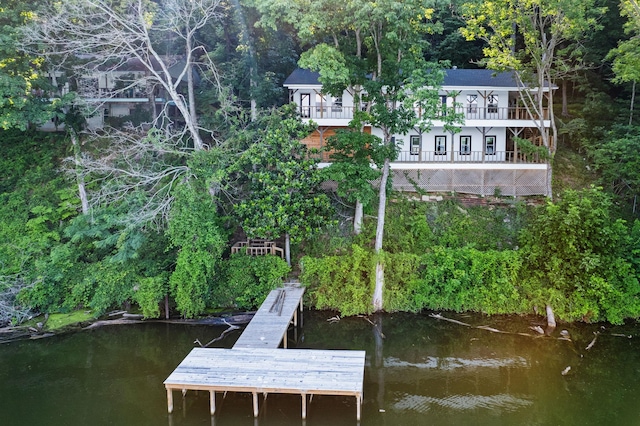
(296, 104), (551, 126)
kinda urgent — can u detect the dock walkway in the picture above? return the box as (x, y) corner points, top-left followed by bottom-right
(232, 284), (304, 349)
(164, 283), (366, 420)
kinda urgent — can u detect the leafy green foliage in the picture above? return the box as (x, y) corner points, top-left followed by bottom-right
(519, 187), (640, 323)
(0, 0), (55, 130)
(234, 106), (334, 244)
(167, 182), (228, 318)
(213, 254), (290, 310)
(301, 244), (375, 316)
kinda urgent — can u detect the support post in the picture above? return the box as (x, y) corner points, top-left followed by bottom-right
(356, 394), (361, 421)
(301, 393), (307, 419)
(210, 391), (216, 415)
(166, 388), (174, 413)
(299, 299), (304, 327)
(252, 392), (258, 417)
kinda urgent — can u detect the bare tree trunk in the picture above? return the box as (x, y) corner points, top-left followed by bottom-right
(285, 233), (291, 267)
(630, 80), (636, 127)
(230, 0), (258, 121)
(354, 199), (364, 234)
(562, 80), (569, 117)
(372, 157), (390, 312)
(70, 129), (89, 215)
(546, 304), (556, 330)
(164, 294), (169, 320)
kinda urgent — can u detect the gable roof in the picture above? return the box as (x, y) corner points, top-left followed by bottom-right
(283, 68), (322, 86)
(442, 68), (519, 88)
(284, 67), (554, 90)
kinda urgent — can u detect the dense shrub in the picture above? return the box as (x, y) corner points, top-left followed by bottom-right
(212, 254), (290, 310)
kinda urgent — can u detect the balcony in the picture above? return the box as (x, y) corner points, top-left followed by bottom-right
(297, 105), (549, 122)
(394, 150), (547, 164)
(311, 150), (547, 165)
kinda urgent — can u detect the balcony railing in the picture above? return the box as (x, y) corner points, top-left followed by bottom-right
(298, 105), (549, 121)
(299, 106), (355, 120)
(394, 150), (547, 164)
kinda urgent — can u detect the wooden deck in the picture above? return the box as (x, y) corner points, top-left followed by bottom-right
(164, 347), (365, 419)
(232, 284), (305, 349)
(163, 283), (366, 420)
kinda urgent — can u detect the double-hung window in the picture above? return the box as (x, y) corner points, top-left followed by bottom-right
(410, 135), (420, 155)
(485, 135), (496, 155)
(435, 135), (447, 155)
(460, 135), (471, 155)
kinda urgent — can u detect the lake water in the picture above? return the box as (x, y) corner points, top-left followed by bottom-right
(1, 311), (639, 425)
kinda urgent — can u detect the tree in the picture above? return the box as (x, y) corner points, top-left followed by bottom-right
(0, 0), (57, 130)
(322, 129), (385, 234)
(234, 107), (334, 266)
(22, 0), (226, 149)
(608, 0), (640, 125)
(461, 0), (606, 195)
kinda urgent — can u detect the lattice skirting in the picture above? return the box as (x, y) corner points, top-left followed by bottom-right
(390, 169), (548, 196)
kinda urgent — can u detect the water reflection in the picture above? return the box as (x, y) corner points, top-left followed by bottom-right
(1, 313), (640, 425)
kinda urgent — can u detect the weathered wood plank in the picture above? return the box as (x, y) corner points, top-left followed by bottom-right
(232, 285), (305, 349)
(164, 348), (365, 395)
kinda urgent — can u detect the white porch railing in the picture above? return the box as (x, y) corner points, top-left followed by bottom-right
(394, 150), (546, 164)
(298, 105), (549, 121)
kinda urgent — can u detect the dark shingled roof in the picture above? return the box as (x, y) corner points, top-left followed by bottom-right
(443, 68), (519, 87)
(283, 68), (322, 86)
(283, 68), (538, 88)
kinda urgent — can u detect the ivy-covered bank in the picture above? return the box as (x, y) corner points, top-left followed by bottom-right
(300, 191), (640, 325)
(2, 129), (640, 326)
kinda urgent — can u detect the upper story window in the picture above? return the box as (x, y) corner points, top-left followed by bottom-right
(467, 95), (478, 113)
(439, 95), (447, 117)
(332, 96), (343, 112)
(487, 95), (498, 114)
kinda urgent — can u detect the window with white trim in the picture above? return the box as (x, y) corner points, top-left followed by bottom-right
(487, 94), (498, 114)
(460, 135), (471, 155)
(467, 94), (478, 113)
(435, 135), (447, 155)
(485, 135), (496, 155)
(410, 135), (420, 155)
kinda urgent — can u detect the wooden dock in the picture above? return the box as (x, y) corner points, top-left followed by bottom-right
(232, 284), (305, 349)
(164, 283), (366, 420)
(164, 347), (365, 419)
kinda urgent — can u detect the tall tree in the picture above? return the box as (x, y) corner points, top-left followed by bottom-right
(234, 107), (334, 266)
(608, 0), (640, 125)
(22, 0), (225, 149)
(461, 0), (606, 195)
(0, 0), (56, 130)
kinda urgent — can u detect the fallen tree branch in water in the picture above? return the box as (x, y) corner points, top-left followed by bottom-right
(430, 313), (560, 339)
(585, 332), (598, 350)
(194, 320), (240, 347)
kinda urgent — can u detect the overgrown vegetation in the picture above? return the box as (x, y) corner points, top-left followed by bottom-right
(3, 0), (640, 327)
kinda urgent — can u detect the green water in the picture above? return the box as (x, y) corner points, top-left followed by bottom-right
(1, 311), (639, 425)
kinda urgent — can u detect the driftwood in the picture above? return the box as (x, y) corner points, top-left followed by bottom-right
(430, 313), (564, 339)
(585, 332), (598, 350)
(194, 320), (240, 347)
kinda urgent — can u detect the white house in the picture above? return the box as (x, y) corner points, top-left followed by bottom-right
(283, 68), (554, 197)
(39, 57), (197, 131)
